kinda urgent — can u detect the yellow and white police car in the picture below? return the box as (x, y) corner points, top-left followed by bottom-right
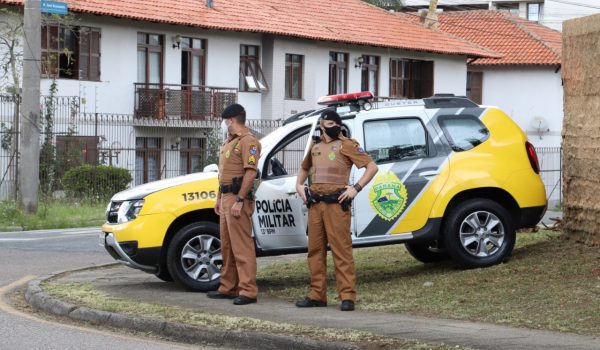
(100, 92), (547, 291)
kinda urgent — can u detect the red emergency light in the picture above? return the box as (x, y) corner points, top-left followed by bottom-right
(317, 91), (374, 106)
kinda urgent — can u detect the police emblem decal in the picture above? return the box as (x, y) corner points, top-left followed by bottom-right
(225, 150), (231, 159)
(328, 152), (336, 161)
(248, 155), (256, 165)
(369, 171), (408, 221)
(249, 145), (257, 155)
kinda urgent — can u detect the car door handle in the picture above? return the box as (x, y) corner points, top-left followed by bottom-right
(419, 171), (439, 178)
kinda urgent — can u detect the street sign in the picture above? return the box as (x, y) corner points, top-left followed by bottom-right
(41, 0), (68, 15)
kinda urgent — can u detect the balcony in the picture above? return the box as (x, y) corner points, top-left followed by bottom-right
(134, 83), (238, 120)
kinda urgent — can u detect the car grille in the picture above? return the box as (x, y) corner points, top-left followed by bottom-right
(106, 201), (122, 223)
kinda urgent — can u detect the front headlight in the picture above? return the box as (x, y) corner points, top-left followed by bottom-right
(117, 199), (145, 223)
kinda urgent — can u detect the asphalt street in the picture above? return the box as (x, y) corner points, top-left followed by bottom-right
(0, 227), (229, 350)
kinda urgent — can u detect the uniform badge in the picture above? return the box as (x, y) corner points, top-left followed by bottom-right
(225, 150), (231, 159)
(234, 142), (241, 153)
(369, 171), (408, 221)
(248, 155), (256, 165)
(328, 152), (336, 161)
(249, 145), (257, 155)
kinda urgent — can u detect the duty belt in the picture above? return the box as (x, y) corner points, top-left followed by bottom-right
(304, 187), (351, 211)
(219, 183), (254, 199)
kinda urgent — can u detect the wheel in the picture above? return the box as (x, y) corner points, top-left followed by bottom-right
(405, 241), (449, 263)
(167, 222), (222, 291)
(154, 265), (174, 282)
(444, 199), (515, 268)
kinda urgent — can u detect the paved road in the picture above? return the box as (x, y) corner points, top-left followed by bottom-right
(0, 227), (228, 350)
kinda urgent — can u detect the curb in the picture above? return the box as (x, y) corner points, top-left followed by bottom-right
(24, 266), (358, 350)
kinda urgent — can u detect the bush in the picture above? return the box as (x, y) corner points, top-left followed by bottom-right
(62, 165), (132, 202)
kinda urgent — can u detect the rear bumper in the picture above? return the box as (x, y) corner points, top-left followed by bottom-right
(519, 205), (547, 228)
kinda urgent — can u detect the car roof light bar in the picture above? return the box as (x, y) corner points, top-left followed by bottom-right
(317, 91), (374, 106)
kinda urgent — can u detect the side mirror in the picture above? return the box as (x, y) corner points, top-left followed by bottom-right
(203, 164), (218, 172)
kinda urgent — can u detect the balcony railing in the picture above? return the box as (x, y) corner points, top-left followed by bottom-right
(134, 83), (238, 120)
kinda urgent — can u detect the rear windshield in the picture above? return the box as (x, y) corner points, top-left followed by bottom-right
(438, 115), (489, 152)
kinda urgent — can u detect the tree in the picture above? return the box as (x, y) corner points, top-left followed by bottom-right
(362, 0), (405, 11)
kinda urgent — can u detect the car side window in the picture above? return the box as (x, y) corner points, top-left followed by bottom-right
(363, 118), (428, 164)
(438, 115), (489, 152)
(263, 126), (310, 179)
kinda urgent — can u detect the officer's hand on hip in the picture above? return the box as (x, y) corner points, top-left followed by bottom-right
(214, 199), (221, 216)
(231, 201), (243, 217)
(338, 185), (358, 203)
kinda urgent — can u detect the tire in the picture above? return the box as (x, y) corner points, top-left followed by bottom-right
(154, 265), (174, 282)
(444, 198), (515, 268)
(405, 241), (449, 263)
(167, 221), (222, 292)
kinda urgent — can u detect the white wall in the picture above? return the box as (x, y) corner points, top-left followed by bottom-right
(541, 0), (600, 31)
(476, 66), (563, 148)
(262, 36), (468, 120)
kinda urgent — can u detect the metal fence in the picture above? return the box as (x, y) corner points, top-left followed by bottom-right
(0, 95), (282, 201)
(537, 147), (562, 208)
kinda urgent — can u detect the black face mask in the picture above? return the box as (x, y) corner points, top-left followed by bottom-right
(323, 125), (341, 139)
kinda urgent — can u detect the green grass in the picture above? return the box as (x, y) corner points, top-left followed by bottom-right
(0, 200), (105, 231)
(258, 230), (600, 336)
(43, 281), (470, 350)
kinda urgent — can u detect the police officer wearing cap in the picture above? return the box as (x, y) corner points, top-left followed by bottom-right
(295, 110), (378, 311)
(207, 103), (261, 305)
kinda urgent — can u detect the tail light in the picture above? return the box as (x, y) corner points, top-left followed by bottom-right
(525, 141), (540, 174)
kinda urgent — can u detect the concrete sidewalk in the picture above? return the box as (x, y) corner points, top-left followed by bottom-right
(30, 262), (600, 350)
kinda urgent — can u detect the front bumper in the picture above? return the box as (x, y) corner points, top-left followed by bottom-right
(100, 232), (158, 273)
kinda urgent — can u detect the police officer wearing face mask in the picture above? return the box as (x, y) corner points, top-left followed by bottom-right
(295, 110), (378, 311)
(207, 103), (261, 306)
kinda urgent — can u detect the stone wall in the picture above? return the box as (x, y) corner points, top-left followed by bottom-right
(562, 14), (600, 245)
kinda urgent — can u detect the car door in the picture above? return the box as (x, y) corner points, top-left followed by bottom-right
(252, 119), (319, 251)
(351, 108), (450, 240)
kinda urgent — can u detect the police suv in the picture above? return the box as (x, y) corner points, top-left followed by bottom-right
(100, 92), (547, 291)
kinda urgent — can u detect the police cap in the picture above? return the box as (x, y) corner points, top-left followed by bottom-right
(320, 110), (342, 125)
(221, 103), (245, 119)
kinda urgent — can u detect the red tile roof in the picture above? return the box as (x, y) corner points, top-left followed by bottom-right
(436, 10), (561, 66)
(0, 0), (498, 58)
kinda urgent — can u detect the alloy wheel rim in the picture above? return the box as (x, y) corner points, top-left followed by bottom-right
(180, 234), (222, 282)
(459, 211), (505, 257)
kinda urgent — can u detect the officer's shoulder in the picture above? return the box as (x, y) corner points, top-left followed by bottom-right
(340, 137), (361, 148)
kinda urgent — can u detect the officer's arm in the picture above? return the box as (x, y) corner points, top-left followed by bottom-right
(356, 161), (378, 190)
(237, 169), (257, 200)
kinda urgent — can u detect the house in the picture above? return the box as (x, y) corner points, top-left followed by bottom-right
(432, 10), (562, 149)
(402, 0), (600, 31)
(0, 0), (495, 196)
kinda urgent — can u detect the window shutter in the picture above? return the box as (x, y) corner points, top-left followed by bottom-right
(79, 28), (90, 81)
(419, 61), (434, 98)
(90, 29), (101, 81)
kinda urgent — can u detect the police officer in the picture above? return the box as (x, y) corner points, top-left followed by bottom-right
(295, 110), (378, 311)
(207, 103), (261, 305)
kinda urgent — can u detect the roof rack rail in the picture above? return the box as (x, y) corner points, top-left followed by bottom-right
(423, 95), (478, 109)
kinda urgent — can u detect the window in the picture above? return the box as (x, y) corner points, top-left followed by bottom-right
(285, 54), (303, 99)
(181, 38), (206, 87)
(180, 137), (206, 175)
(438, 115), (490, 152)
(466, 71), (483, 104)
(239, 45), (268, 92)
(363, 118), (428, 163)
(41, 24), (101, 80)
(137, 33), (163, 85)
(527, 3), (541, 21)
(497, 3), (519, 16)
(360, 55), (379, 96)
(264, 126), (311, 178)
(389, 59), (433, 99)
(55, 136), (100, 178)
(329, 52), (348, 94)
(135, 137), (161, 185)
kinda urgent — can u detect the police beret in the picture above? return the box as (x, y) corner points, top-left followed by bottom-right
(320, 110), (342, 125)
(221, 103), (245, 119)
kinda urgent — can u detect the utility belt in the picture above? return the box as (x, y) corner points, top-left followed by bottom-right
(304, 187), (351, 211)
(219, 176), (254, 199)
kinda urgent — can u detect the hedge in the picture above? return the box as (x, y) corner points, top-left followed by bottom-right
(62, 165), (132, 202)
